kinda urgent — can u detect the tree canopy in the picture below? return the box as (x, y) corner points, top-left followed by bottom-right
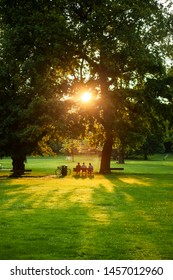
(0, 0), (173, 174)
(62, 0), (173, 171)
(0, 0), (71, 174)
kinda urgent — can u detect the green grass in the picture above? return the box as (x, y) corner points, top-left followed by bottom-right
(0, 155), (173, 260)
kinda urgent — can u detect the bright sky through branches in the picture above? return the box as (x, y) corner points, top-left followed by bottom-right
(81, 92), (92, 102)
(158, 0), (173, 12)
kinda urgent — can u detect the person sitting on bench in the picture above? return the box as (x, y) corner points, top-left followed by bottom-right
(75, 162), (81, 175)
(88, 163), (93, 176)
(81, 162), (87, 175)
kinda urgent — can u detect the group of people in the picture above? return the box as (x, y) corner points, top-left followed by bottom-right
(75, 162), (94, 176)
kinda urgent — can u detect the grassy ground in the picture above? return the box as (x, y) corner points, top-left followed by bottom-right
(0, 155), (173, 260)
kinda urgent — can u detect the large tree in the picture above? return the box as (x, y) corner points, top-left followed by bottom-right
(0, 0), (73, 175)
(63, 0), (172, 173)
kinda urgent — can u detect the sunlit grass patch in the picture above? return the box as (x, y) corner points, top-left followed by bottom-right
(0, 156), (173, 260)
(119, 176), (151, 186)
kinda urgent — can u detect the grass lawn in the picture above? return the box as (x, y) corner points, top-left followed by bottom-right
(0, 155), (173, 260)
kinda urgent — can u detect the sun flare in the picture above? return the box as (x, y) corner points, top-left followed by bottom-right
(81, 91), (92, 102)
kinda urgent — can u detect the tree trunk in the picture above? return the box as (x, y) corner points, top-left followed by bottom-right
(118, 144), (125, 164)
(11, 155), (26, 177)
(99, 135), (113, 174)
(71, 148), (75, 162)
(99, 52), (114, 174)
(144, 153), (148, 160)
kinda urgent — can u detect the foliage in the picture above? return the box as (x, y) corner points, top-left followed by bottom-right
(62, 0), (172, 171)
(0, 0), (73, 172)
(0, 0), (173, 174)
(129, 133), (165, 160)
(60, 139), (81, 161)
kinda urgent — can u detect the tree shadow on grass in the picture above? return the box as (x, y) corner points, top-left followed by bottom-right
(0, 177), (172, 260)
(96, 174), (173, 260)
(73, 174), (95, 180)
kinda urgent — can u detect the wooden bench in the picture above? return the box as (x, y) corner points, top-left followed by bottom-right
(73, 167), (93, 176)
(10, 169), (32, 175)
(109, 167), (124, 172)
